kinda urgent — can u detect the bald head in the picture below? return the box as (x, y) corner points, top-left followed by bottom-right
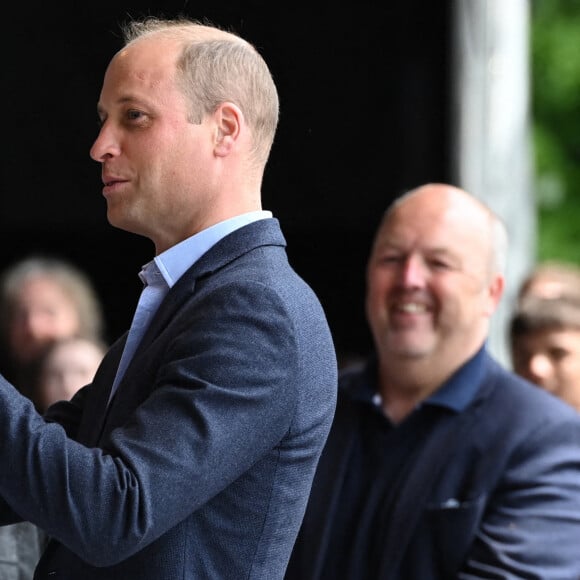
(380, 183), (508, 279)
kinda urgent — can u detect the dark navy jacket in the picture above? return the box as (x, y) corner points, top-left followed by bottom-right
(286, 348), (580, 579)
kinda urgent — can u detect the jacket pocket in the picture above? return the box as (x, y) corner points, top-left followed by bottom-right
(425, 494), (487, 577)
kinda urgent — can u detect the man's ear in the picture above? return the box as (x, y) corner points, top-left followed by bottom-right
(484, 273), (505, 317)
(214, 102), (242, 157)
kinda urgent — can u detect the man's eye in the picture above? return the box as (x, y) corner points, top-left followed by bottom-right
(430, 260), (450, 269)
(127, 110), (144, 121)
(431, 256), (459, 270)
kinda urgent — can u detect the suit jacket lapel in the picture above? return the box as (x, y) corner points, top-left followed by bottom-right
(128, 217), (285, 358)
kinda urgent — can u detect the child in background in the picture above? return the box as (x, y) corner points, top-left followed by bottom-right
(510, 295), (580, 413)
(36, 336), (107, 412)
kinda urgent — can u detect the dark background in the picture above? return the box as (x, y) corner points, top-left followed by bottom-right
(1, 1), (452, 362)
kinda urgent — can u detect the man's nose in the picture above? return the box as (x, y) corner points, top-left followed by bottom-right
(400, 256), (427, 288)
(89, 123), (121, 162)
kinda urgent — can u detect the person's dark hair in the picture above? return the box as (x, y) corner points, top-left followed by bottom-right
(510, 295), (580, 341)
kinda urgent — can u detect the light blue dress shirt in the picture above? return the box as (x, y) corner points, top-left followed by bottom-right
(108, 210), (272, 403)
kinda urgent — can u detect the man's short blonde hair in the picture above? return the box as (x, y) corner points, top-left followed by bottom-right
(122, 18), (280, 168)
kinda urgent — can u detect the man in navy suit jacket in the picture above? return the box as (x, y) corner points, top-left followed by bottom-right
(0, 17), (337, 579)
(286, 183), (580, 579)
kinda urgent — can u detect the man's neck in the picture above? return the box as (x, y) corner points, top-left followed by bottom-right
(376, 357), (454, 424)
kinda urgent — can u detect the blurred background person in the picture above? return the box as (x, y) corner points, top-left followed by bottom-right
(0, 256), (105, 409)
(286, 184), (580, 579)
(36, 336), (107, 413)
(510, 295), (580, 412)
(0, 258), (105, 579)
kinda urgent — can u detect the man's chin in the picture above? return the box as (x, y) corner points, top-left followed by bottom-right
(397, 349), (430, 360)
(386, 339), (433, 359)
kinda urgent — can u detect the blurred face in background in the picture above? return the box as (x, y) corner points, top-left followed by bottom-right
(38, 338), (105, 411)
(8, 276), (81, 364)
(512, 328), (580, 412)
(365, 186), (503, 372)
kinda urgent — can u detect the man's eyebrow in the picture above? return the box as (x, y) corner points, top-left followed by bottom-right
(427, 247), (455, 256)
(96, 95), (146, 114)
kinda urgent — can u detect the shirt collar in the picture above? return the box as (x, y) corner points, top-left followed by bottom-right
(144, 210), (272, 289)
(422, 344), (488, 412)
(349, 344), (488, 415)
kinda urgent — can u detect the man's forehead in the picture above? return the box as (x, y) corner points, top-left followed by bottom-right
(372, 234), (459, 260)
(99, 45), (180, 112)
(106, 35), (181, 81)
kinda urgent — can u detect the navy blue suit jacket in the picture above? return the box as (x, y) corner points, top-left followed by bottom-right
(286, 349), (580, 579)
(0, 218), (337, 579)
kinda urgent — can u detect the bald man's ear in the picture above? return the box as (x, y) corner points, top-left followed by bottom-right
(214, 102), (242, 157)
(484, 273), (505, 317)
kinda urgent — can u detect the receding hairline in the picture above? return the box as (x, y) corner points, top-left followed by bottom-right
(114, 16), (279, 168)
(121, 18), (253, 50)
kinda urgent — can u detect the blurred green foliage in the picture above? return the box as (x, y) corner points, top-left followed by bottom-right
(531, 0), (580, 264)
